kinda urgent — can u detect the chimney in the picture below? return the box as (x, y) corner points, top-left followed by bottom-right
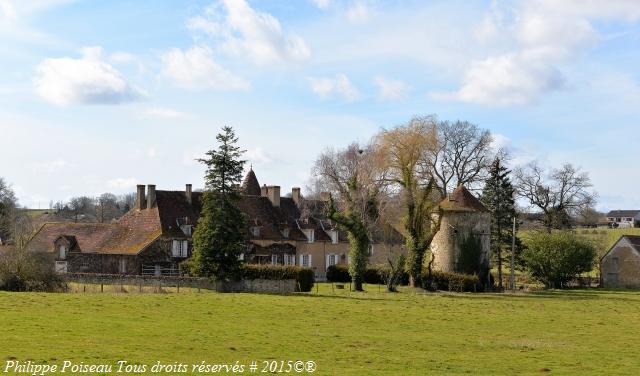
(261, 184), (268, 197)
(147, 184), (156, 209)
(267, 185), (281, 207)
(320, 192), (331, 202)
(292, 187), (301, 206)
(185, 184), (192, 205)
(136, 185), (146, 210)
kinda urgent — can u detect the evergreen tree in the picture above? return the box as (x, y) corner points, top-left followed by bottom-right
(481, 158), (518, 290)
(191, 127), (247, 280)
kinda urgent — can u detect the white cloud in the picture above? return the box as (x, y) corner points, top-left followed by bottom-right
(107, 177), (139, 190)
(440, 0), (623, 106)
(146, 147), (158, 158)
(187, 0), (310, 65)
(34, 158), (68, 173)
(34, 46), (145, 105)
(435, 51), (565, 106)
(246, 147), (274, 165)
(374, 76), (408, 100)
(142, 107), (188, 120)
(308, 74), (360, 102)
(161, 45), (250, 91)
(311, 0), (331, 10)
(346, 1), (372, 24)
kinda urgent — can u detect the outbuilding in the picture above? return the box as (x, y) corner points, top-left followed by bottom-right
(600, 235), (640, 288)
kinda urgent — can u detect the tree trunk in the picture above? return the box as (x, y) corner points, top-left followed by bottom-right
(353, 275), (363, 292)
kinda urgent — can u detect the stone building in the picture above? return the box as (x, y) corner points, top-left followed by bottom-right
(430, 185), (491, 274)
(600, 235), (640, 288)
(26, 168), (405, 280)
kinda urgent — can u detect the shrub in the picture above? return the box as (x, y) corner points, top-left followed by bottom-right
(326, 264), (409, 286)
(326, 265), (351, 283)
(0, 249), (65, 292)
(240, 265), (314, 292)
(522, 231), (597, 289)
(363, 267), (384, 284)
(420, 270), (480, 292)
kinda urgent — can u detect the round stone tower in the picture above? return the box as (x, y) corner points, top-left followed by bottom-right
(430, 185), (491, 273)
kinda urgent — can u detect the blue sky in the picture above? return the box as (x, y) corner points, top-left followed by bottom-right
(0, 0), (639, 212)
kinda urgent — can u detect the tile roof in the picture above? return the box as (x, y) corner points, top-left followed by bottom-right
(439, 185), (488, 212)
(606, 210), (640, 218)
(241, 168), (262, 196)
(26, 211), (162, 255)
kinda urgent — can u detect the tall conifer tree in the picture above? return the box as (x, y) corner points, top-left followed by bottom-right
(191, 127), (246, 280)
(481, 158), (518, 290)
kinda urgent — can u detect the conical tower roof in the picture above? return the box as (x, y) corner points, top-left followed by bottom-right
(439, 185), (488, 212)
(241, 168), (261, 196)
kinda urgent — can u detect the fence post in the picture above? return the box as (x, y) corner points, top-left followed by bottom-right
(101, 283), (104, 293)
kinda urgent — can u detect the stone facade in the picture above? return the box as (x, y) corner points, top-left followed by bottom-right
(601, 236), (640, 288)
(430, 186), (491, 274)
(431, 211), (491, 273)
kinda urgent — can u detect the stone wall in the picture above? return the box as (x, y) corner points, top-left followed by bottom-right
(63, 273), (297, 293)
(601, 238), (640, 288)
(430, 211), (491, 273)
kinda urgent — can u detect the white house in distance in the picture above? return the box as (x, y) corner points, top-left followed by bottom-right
(606, 210), (640, 228)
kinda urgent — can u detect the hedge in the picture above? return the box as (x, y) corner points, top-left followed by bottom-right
(326, 265), (409, 286)
(420, 270), (479, 292)
(241, 265), (314, 292)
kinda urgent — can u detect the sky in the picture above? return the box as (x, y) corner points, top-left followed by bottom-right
(0, 0), (639, 212)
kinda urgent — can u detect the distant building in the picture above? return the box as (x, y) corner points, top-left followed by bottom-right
(601, 235), (640, 288)
(25, 169), (405, 280)
(605, 210), (640, 228)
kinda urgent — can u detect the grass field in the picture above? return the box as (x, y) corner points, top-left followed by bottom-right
(1, 285), (639, 375)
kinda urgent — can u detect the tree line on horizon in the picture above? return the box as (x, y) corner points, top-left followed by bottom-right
(0, 115), (599, 291)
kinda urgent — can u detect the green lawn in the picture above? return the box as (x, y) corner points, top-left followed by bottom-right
(1, 285), (639, 375)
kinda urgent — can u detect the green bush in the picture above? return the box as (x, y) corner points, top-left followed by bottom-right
(420, 270), (480, 292)
(0, 249), (65, 292)
(326, 265), (351, 282)
(326, 264), (409, 286)
(295, 268), (315, 292)
(241, 265), (314, 292)
(522, 231), (597, 289)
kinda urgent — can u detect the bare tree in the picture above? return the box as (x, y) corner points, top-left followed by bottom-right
(96, 193), (120, 223)
(514, 162), (597, 230)
(375, 116), (442, 287)
(423, 119), (496, 197)
(0, 178), (17, 243)
(68, 196), (96, 223)
(312, 142), (388, 291)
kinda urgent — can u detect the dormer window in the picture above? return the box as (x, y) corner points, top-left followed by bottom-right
(328, 230), (339, 244)
(251, 226), (261, 237)
(282, 228), (290, 238)
(58, 245), (67, 260)
(180, 225), (192, 236)
(304, 229), (315, 243)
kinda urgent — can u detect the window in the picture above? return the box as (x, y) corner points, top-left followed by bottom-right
(327, 254), (337, 267)
(58, 245), (67, 260)
(304, 229), (315, 243)
(55, 261), (67, 273)
(119, 258), (127, 274)
(172, 240), (189, 258)
(282, 228), (290, 238)
(300, 254), (311, 267)
(271, 254), (278, 265)
(368, 244), (374, 256)
(180, 225), (192, 236)
(329, 230), (339, 244)
(251, 226), (261, 237)
(81, 258), (89, 268)
(284, 254), (295, 265)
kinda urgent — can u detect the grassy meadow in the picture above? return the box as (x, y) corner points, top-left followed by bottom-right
(1, 284), (639, 375)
